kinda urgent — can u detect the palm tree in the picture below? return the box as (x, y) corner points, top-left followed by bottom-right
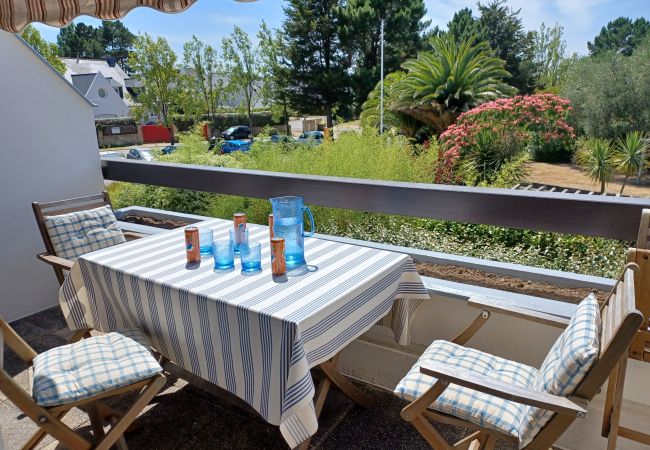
(577, 139), (617, 194)
(615, 131), (649, 194)
(362, 34), (516, 134)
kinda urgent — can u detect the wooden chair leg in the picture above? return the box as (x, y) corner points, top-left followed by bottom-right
(411, 415), (452, 450)
(483, 434), (497, 450)
(606, 356), (628, 450)
(453, 431), (484, 450)
(95, 374), (166, 450)
(87, 402), (106, 441)
(21, 408), (71, 450)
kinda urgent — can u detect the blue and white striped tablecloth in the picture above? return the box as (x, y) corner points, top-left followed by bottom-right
(59, 218), (429, 447)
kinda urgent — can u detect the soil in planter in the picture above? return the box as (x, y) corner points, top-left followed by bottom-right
(121, 214), (194, 230)
(416, 262), (609, 304)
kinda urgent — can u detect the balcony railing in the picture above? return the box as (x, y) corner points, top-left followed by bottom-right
(102, 159), (650, 241)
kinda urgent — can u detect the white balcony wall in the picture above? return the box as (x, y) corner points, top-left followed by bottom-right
(0, 33), (104, 321)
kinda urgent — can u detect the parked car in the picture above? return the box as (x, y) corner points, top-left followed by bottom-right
(222, 125), (252, 140)
(271, 134), (295, 144)
(161, 145), (178, 155)
(297, 131), (324, 145)
(221, 139), (252, 154)
(126, 148), (154, 161)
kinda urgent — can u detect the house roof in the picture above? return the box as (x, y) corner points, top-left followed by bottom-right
(63, 58), (134, 88)
(70, 73), (97, 96)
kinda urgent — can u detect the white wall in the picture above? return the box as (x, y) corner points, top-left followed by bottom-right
(0, 33), (104, 321)
(86, 73), (130, 118)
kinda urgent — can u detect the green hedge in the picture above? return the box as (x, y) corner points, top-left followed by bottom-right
(95, 117), (136, 127)
(173, 112), (287, 133)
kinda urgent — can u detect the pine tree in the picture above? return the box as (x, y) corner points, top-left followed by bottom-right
(588, 17), (650, 56)
(446, 8), (485, 44)
(337, 0), (428, 113)
(283, 0), (350, 127)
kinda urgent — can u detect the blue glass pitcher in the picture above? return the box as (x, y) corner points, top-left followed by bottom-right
(270, 196), (315, 269)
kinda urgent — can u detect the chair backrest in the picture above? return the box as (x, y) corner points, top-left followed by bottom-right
(525, 264), (644, 448)
(32, 192), (113, 284)
(637, 209), (650, 250)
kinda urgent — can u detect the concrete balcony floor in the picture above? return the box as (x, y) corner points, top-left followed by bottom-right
(1, 307), (518, 450)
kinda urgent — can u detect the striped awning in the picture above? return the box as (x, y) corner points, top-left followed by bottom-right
(0, 0), (197, 33)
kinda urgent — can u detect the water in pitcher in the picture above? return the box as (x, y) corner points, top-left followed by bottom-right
(275, 216), (305, 267)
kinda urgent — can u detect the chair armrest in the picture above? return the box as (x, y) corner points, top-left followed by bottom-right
(420, 361), (587, 417)
(37, 253), (74, 271)
(468, 295), (570, 329)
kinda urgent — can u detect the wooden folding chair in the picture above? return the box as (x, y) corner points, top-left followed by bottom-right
(32, 191), (143, 286)
(398, 264), (643, 450)
(0, 316), (166, 450)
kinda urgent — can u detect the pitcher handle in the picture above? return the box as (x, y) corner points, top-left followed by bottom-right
(303, 206), (315, 237)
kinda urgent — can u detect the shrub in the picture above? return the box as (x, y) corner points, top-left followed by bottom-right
(172, 112), (287, 133)
(438, 94), (575, 182)
(576, 138), (617, 194)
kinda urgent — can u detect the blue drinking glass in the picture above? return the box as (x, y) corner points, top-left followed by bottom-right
(199, 229), (213, 259)
(213, 239), (235, 271)
(240, 242), (262, 274)
(230, 228), (249, 255)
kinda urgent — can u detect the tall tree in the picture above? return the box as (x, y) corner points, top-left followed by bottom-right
(57, 23), (103, 59)
(258, 22), (292, 134)
(446, 8), (485, 45)
(337, 0), (428, 113)
(283, 0), (350, 128)
(128, 34), (180, 144)
(533, 23), (567, 89)
(588, 17), (650, 56)
(222, 26), (261, 126)
(100, 20), (135, 67)
(20, 25), (66, 74)
(477, 0), (536, 93)
(182, 36), (227, 119)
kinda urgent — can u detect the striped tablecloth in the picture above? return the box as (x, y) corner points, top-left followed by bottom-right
(59, 218), (429, 447)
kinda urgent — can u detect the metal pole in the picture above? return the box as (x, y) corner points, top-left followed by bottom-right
(380, 19), (384, 135)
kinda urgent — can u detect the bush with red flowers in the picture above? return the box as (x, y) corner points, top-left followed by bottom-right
(436, 94), (576, 183)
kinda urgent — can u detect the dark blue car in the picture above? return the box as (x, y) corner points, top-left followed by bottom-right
(221, 139), (252, 154)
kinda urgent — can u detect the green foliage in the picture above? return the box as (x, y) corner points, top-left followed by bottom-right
(128, 34), (180, 140)
(363, 34), (515, 135)
(336, 0), (429, 113)
(614, 131), (650, 194)
(458, 128), (526, 186)
(222, 26), (261, 125)
(588, 17), (650, 56)
(446, 8), (485, 45)
(172, 112), (287, 133)
(56, 21), (134, 66)
(532, 23), (567, 89)
(283, 0), (350, 127)
(182, 36), (228, 119)
(20, 25), (65, 74)
(576, 138), (617, 194)
(257, 22), (292, 132)
(561, 40), (650, 138)
(476, 0), (537, 93)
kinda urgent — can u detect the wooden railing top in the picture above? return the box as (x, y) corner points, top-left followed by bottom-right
(102, 159), (650, 241)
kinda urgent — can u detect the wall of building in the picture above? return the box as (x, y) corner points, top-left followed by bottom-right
(0, 33), (104, 321)
(85, 73), (130, 118)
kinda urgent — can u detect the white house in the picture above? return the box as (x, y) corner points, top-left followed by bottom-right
(0, 33), (104, 321)
(71, 72), (130, 118)
(63, 57), (138, 118)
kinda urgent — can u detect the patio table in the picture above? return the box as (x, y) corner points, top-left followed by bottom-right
(58, 218), (429, 447)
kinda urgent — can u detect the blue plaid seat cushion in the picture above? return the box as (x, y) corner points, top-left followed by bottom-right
(44, 205), (126, 260)
(518, 294), (600, 447)
(395, 340), (539, 438)
(32, 330), (162, 407)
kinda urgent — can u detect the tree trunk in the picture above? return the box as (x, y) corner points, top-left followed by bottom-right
(620, 174), (629, 195)
(284, 104), (290, 135)
(600, 178), (606, 194)
(325, 106), (333, 129)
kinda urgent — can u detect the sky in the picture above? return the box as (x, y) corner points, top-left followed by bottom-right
(34, 0), (650, 56)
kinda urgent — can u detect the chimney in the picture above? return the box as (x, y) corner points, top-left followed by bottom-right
(106, 56), (117, 67)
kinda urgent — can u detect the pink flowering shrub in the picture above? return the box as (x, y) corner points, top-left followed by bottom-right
(436, 94), (576, 183)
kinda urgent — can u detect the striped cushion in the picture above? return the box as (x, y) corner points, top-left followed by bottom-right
(32, 330), (162, 407)
(517, 294), (600, 447)
(395, 340), (539, 438)
(44, 205), (126, 260)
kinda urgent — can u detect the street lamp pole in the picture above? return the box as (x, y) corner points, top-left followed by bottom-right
(380, 19), (385, 134)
